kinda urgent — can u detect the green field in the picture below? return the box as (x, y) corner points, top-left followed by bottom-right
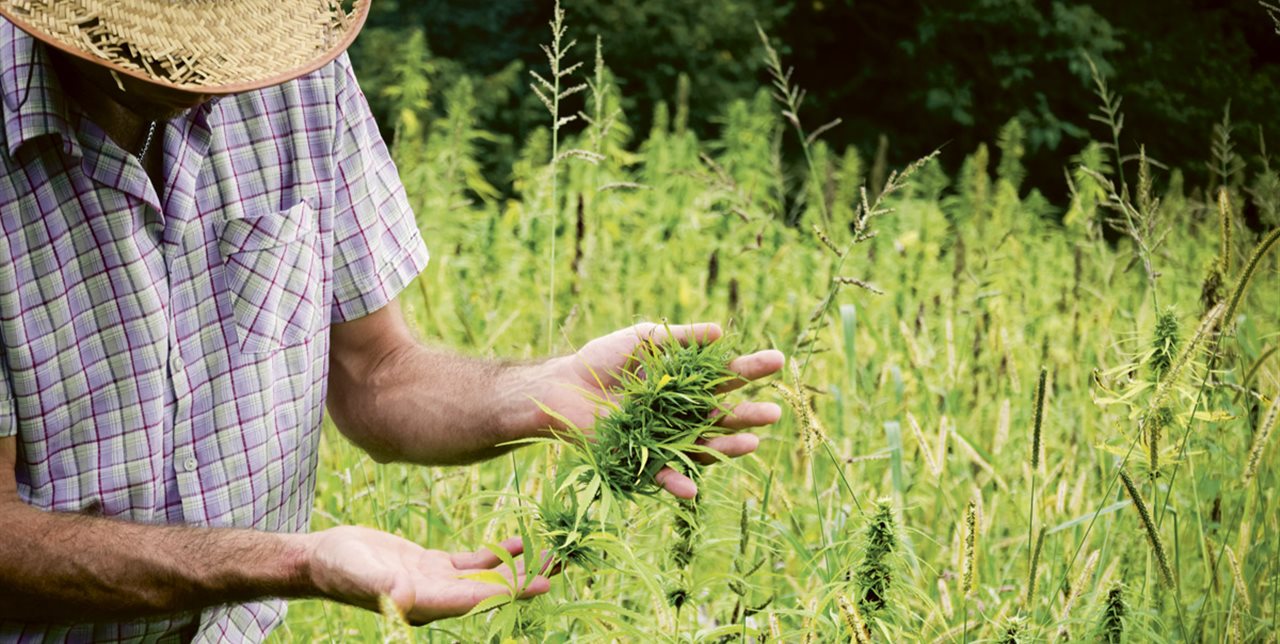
(277, 11), (1279, 643)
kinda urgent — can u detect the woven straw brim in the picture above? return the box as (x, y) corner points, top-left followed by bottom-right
(0, 0), (369, 94)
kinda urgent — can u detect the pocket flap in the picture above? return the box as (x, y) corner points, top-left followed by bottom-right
(218, 201), (315, 254)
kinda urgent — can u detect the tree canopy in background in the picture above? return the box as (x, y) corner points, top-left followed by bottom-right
(350, 0), (1280, 201)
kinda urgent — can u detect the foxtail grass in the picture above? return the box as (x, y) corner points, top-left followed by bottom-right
(378, 594), (413, 643)
(1225, 543), (1250, 643)
(1024, 527), (1046, 612)
(962, 498), (979, 597)
(907, 412), (941, 478)
(1242, 393), (1279, 485)
(993, 398), (1011, 453)
(937, 577), (954, 622)
(1222, 227), (1280, 329)
(1030, 368), (1048, 460)
(1119, 468), (1174, 587)
(772, 360), (827, 461)
(838, 594), (872, 644)
(766, 612), (782, 641)
(1027, 366), (1048, 613)
(1055, 549), (1100, 641)
(1223, 545), (1249, 611)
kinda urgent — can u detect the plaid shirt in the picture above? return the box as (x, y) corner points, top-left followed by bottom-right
(0, 18), (428, 643)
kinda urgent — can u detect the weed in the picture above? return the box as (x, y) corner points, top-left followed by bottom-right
(1097, 583), (1127, 644)
(285, 13), (1280, 640)
(585, 336), (734, 498)
(855, 498), (898, 617)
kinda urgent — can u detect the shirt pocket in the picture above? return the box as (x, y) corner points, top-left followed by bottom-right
(217, 201), (323, 354)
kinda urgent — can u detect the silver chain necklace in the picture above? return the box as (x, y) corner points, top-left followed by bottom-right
(136, 120), (157, 159)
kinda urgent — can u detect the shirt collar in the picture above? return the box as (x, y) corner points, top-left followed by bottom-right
(1, 17), (80, 161)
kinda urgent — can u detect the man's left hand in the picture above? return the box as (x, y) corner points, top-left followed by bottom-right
(535, 322), (784, 499)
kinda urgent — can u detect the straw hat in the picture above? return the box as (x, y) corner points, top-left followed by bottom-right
(0, 0), (371, 94)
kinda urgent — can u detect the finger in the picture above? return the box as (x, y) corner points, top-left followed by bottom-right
(632, 322), (723, 348)
(518, 575), (552, 598)
(459, 549), (565, 583)
(417, 575), (551, 622)
(449, 535), (524, 569)
(522, 549), (565, 577)
(482, 562), (555, 595)
(655, 466), (698, 499)
(539, 551), (565, 577)
(461, 556), (528, 578)
(691, 433), (760, 465)
(718, 349), (786, 393)
(713, 401), (782, 430)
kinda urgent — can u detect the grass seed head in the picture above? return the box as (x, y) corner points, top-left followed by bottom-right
(838, 594), (872, 644)
(774, 359), (827, 458)
(937, 576), (954, 621)
(962, 498), (980, 597)
(1024, 527), (1046, 610)
(1056, 549), (1101, 641)
(737, 500), (752, 557)
(907, 412), (940, 477)
(1242, 393), (1279, 485)
(1226, 553), (1251, 644)
(1031, 366), (1048, 469)
(1222, 227), (1280, 331)
(1119, 468), (1174, 588)
(1224, 545), (1250, 611)
(1217, 186), (1233, 274)
(378, 594), (412, 643)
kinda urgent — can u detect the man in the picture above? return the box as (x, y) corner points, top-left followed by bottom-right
(0, 0), (784, 641)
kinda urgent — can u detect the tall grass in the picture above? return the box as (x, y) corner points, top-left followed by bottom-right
(279, 12), (1280, 642)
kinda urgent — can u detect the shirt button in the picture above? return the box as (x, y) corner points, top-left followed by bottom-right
(183, 456), (199, 472)
(171, 355), (184, 372)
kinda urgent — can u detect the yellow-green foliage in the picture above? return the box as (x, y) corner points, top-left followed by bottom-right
(278, 18), (1280, 644)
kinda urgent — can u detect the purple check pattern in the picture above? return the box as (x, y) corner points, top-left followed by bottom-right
(0, 18), (428, 643)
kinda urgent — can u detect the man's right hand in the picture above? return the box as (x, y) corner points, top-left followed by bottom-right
(303, 526), (552, 624)
(0, 436), (550, 626)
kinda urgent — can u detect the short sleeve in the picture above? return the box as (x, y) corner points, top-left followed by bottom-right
(329, 52), (430, 323)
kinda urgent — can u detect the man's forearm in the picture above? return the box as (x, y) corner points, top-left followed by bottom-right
(327, 340), (554, 465)
(0, 500), (312, 622)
